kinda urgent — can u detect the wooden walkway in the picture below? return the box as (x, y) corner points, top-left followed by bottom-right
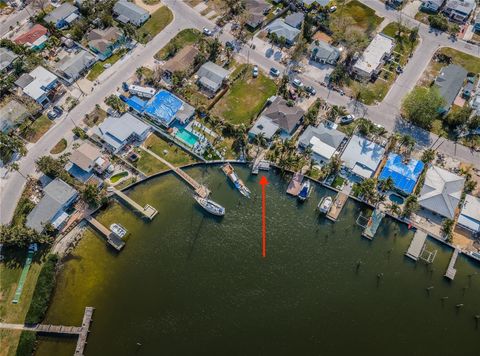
(362, 209), (385, 240)
(405, 230), (427, 261)
(141, 147), (210, 198)
(86, 216), (125, 251)
(326, 192), (348, 222)
(286, 172), (304, 196)
(444, 248), (460, 280)
(111, 188), (158, 219)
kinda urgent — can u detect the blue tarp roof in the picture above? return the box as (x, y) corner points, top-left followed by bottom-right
(143, 90), (183, 126)
(121, 95), (147, 113)
(379, 153), (424, 194)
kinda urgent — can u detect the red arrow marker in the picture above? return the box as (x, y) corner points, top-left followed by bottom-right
(259, 176), (269, 258)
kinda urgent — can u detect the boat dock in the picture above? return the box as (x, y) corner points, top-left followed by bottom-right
(0, 307), (94, 356)
(86, 216), (125, 251)
(111, 188), (158, 220)
(252, 151), (270, 174)
(444, 248), (460, 280)
(286, 172), (304, 196)
(362, 209), (385, 240)
(142, 147), (210, 198)
(326, 192), (348, 222)
(405, 229), (437, 262)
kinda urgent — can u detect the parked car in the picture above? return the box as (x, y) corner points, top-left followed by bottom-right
(329, 6), (337, 12)
(53, 106), (63, 116)
(340, 114), (356, 124)
(252, 65), (259, 78)
(203, 27), (213, 36)
(292, 78), (303, 88)
(396, 66), (403, 74)
(289, 88), (297, 100)
(270, 67), (280, 77)
(305, 86), (316, 95)
(226, 41), (234, 50)
(47, 110), (58, 120)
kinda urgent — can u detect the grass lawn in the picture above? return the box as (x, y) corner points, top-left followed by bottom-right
(133, 148), (168, 176)
(154, 28), (202, 60)
(143, 0), (160, 4)
(332, 175), (346, 189)
(50, 138), (67, 154)
(136, 6), (174, 44)
(144, 133), (196, 166)
(332, 0), (383, 32)
(414, 9), (430, 25)
(110, 171), (128, 183)
(212, 65), (277, 125)
(86, 49), (129, 81)
(84, 107), (107, 127)
(115, 177), (137, 190)
(19, 115), (52, 143)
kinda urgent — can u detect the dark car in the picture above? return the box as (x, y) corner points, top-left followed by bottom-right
(53, 106), (63, 116)
(226, 41), (235, 50)
(270, 67), (280, 77)
(305, 86), (316, 95)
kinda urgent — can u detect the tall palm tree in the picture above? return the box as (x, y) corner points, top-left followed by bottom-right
(379, 177), (395, 192)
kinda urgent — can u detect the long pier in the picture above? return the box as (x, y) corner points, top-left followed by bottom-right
(110, 188), (158, 219)
(326, 192), (348, 222)
(0, 307), (94, 356)
(86, 216), (125, 251)
(141, 147), (210, 198)
(444, 248), (460, 280)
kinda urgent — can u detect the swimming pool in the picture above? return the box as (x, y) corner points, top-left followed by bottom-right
(389, 193), (404, 205)
(175, 128), (199, 147)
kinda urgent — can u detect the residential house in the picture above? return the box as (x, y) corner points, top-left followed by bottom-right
(248, 115), (280, 141)
(26, 178), (78, 233)
(93, 112), (151, 153)
(261, 96), (304, 139)
(352, 33), (395, 79)
(417, 165), (465, 219)
(340, 135), (385, 179)
(434, 64), (468, 113)
(142, 90), (194, 127)
(420, 0), (445, 12)
(66, 141), (110, 182)
(457, 194), (480, 235)
(266, 19), (301, 46)
(162, 45), (199, 80)
(0, 100), (29, 134)
(44, 3), (80, 29)
(298, 122), (346, 165)
(244, 0), (271, 30)
(474, 12), (480, 32)
(15, 66), (59, 107)
(378, 153), (425, 195)
(310, 41), (340, 65)
(196, 61), (229, 93)
(87, 27), (125, 61)
(14, 24), (49, 51)
(284, 12), (305, 29)
(113, 0), (150, 26)
(56, 50), (96, 84)
(0, 47), (18, 72)
(442, 0), (476, 23)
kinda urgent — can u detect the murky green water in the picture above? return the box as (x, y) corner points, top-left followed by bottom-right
(36, 165), (479, 355)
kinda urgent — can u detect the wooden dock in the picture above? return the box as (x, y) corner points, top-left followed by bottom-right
(444, 248), (460, 280)
(405, 230), (427, 261)
(362, 209), (385, 240)
(286, 172), (304, 196)
(86, 216), (125, 251)
(111, 188), (158, 220)
(326, 192), (348, 222)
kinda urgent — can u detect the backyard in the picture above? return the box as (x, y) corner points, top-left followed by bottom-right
(331, 0), (383, 33)
(19, 115), (52, 143)
(132, 148), (168, 176)
(144, 133), (197, 167)
(212, 65), (277, 125)
(136, 6), (174, 44)
(86, 49), (129, 81)
(154, 28), (202, 60)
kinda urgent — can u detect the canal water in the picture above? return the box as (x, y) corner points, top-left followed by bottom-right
(36, 165), (479, 356)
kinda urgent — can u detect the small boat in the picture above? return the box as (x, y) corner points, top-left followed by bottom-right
(221, 163), (251, 198)
(298, 180), (312, 201)
(193, 195), (225, 216)
(318, 196), (333, 214)
(110, 223), (127, 238)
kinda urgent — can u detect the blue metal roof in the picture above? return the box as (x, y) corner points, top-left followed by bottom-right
(379, 153), (424, 194)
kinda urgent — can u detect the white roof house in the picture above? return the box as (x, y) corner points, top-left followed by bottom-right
(16, 66), (59, 105)
(298, 123), (346, 164)
(352, 33), (395, 78)
(340, 135), (385, 179)
(418, 166), (465, 219)
(248, 115), (279, 140)
(457, 194), (480, 233)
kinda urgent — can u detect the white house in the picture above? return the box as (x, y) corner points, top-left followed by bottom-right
(298, 122), (346, 165)
(15, 66), (59, 107)
(340, 135), (385, 179)
(457, 194), (480, 234)
(352, 33), (395, 79)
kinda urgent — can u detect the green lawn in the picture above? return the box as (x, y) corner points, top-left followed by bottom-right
(19, 115), (52, 143)
(50, 138), (67, 154)
(332, 0), (383, 32)
(110, 171), (128, 183)
(212, 65), (277, 125)
(154, 28), (202, 60)
(86, 49), (129, 81)
(115, 177), (137, 190)
(84, 107), (107, 127)
(136, 6), (174, 44)
(133, 148), (168, 176)
(144, 133), (196, 166)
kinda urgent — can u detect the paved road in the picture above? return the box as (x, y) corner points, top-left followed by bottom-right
(0, 5), (33, 37)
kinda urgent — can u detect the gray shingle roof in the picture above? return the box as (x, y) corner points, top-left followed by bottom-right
(0, 47), (18, 71)
(298, 123), (346, 149)
(113, 0), (149, 24)
(284, 12), (304, 29)
(262, 97), (304, 134)
(44, 3), (78, 23)
(267, 19), (301, 43)
(310, 41), (340, 63)
(434, 64), (468, 108)
(57, 50), (96, 80)
(196, 61), (229, 90)
(444, 0), (476, 15)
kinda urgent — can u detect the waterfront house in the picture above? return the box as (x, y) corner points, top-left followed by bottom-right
(352, 33), (395, 79)
(378, 153), (425, 195)
(266, 19), (301, 46)
(87, 27), (125, 61)
(434, 64), (468, 113)
(340, 135), (385, 180)
(0, 47), (18, 73)
(195, 61), (229, 93)
(417, 165), (465, 219)
(420, 0), (445, 12)
(26, 178), (78, 233)
(113, 0), (150, 27)
(56, 50), (96, 84)
(44, 3), (80, 29)
(66, 141), (110, 183)
(442, 0), (476, 23)
(142, 90), (194, 127)
(285, 12), (305, 29)
(298, 122), (346, 165)
(310, 41), (340, 65)
(92, 112), (151, 153)
(0, 99), (29, 134)
(262, 96), (304, 139)
(162, 45), (199, 80)
(15, 66), (59, 107)
(14, 24), (49, 51)
(457, 194), (480, 235)
(248, 115), (280, 141)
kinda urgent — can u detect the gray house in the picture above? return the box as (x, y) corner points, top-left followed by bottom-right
(0, 47), (18, 72)
(420, 0), (445, 12)
(44, 3), (79, 29)
(196, 61), (229, 93)
(284, 12), (305, 29)
(310, 41), (340, 65)
(434, 64), (468, 113)
(248, 115), (280, 141)
(442, 0), (476, 23)
(26, 178), (78, 233)
(56, 50), (96, 84)
(261, 96), (304, 139)
(298, 122), (346, 164)
(266, 19), (301, 46)
(113, 0), (150, 26)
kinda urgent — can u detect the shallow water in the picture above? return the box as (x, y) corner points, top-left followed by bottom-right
(36, 165), (479, 356)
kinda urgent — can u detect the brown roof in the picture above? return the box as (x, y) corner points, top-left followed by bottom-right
(70, 142), (101, 171)
(87, 27), (122, 52)
(262, 97), (305, 134)
(14, 24), (48, 45)
(163, 45), (199, 74)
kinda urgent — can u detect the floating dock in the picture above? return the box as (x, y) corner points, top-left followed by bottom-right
(444, 248), (459, 280)
(362, 209), (385, 240)
(286, 172), (304, 196)
(326, 192), (348, 222)
(252, 151), (270, 174)
(86, 216), (125, 251)
(111, 188), (158, 220)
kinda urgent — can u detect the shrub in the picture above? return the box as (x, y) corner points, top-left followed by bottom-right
(15, 331), (36, 356)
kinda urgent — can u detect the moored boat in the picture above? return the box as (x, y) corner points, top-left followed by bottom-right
(318, 196), (333, 214)
(110, 223), (127, 238)
(298, 180), (312, 201)
(221, 163), (251, 198)
(193, 195), (225, 216)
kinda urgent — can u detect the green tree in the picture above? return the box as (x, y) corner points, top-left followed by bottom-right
(0, 224), (50, 247)
(0, 132), (27, 163)
(441, 218), (454, 241)
(402, 87), (444, 129)
(208, 38), (221, 62)
(402, 195), (419, 217)
(82, 184), (107, 208)
(445, 107), (472, 130)
(421, 148), (436, 164)
(379, 177), (395, 192)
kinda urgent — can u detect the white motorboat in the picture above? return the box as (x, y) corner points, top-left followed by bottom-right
(318, 196), (333, 214)
(298, 180), (312, 201)
(110, 223), (128, 238)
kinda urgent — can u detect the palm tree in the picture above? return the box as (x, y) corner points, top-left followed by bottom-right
(400, 134), (416, 154)
(387, 202), (401, 216)
(421, 148), (436, 164)
(379, 177), (395, 192)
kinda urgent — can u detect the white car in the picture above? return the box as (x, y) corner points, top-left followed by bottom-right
(340, 114), (356, 124)
(292, 78), (303, 88)
(203, 27), (213, 36)
(252, 65), (259, 78)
